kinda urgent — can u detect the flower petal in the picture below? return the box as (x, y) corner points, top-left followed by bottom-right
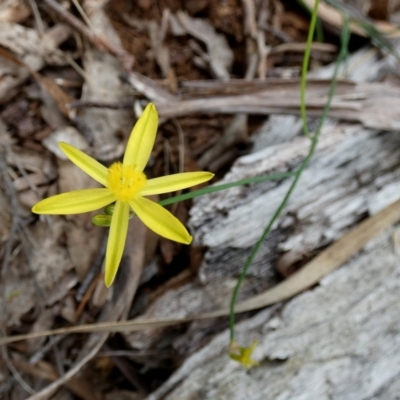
(123, 103), (158, 172)
(59, 142), (108, 187)
(140, 172), (214, 196)
(105, 201), (130, 287)
(130, 196), (192, 244)
(32, 189), (115, 214)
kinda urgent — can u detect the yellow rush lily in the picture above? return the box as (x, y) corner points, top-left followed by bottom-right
(32, 103), (214, 287)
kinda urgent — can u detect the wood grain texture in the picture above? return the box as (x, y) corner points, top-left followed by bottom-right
(148, 226), (400, 400)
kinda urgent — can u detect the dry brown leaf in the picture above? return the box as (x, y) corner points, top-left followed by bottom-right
(12, 359), (104, 400)
(176, 11), (234, 79)
(43, 126), (89, 160)
(79, 47), (133, 147)
(26, 308), (58, 353)
(31, 71), (74, 117)
(29, 218), (73, 290)
(83, 0), (134, 70)
(0, 21), (65, 68)
(58, 162), (103, 280)
(303, 0), (400, 37)
(12, 172), (49, 191)
(0, 0), (31, 23)
(0, 277), (36, 327)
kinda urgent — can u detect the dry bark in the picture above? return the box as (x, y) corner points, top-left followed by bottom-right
(190, 119), (400, 282)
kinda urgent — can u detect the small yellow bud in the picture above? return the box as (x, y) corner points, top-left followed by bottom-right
(229, 340), (259, 369)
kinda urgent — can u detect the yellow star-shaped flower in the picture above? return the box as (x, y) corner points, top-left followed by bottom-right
(32, 103), (213, 286)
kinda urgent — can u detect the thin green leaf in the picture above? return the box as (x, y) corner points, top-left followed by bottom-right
(159, 172), (295, 207)
(228, 2), (351, 342)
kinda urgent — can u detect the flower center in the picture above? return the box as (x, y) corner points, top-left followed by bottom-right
(107, 162), (146, 201)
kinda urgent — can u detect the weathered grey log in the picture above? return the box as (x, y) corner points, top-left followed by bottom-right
(147, 225), (400, 400)
(133, 118), (399, 358)
(190, 119), (400, 283)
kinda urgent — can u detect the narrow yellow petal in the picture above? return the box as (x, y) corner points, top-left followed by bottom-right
(140, 172), (214, 196)
(123, 103), (158, 172)
(130, 196), (192, 244)
(32, 189), (115, 214)
(105, 201), (130, 287)
(59, 142), (108, 187)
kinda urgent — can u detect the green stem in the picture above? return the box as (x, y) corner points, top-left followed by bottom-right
(159, 172), (295, 206)
(300, 0), (321, 139)
(228, 6), (350, 343)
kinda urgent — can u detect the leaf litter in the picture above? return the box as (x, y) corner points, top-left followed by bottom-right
(1, 0), (400, 399)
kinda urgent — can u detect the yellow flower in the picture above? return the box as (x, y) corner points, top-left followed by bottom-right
(229, 340), (259, 369)
(32, 103), (213, 287)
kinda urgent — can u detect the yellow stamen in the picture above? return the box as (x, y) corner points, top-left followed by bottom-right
(107, 162), (146, 201)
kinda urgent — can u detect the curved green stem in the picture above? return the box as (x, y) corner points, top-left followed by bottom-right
(229, 6), (350, 343)
(300, 0), (321, 139)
